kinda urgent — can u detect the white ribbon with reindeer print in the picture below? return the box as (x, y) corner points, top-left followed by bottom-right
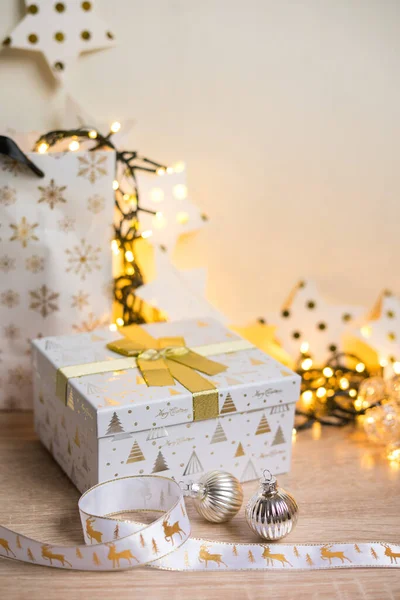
(0, 475), (399, 571)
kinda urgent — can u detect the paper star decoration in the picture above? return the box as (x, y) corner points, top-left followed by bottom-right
(265, 279), (364, 365)
(2, 1), (116, 81)
(135, 250), (225, 322)
(351, 291), (400, 374)
(135, 168), (207, 254)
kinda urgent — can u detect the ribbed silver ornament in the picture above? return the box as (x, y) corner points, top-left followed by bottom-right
(186, 470), (243, 523)
(245, 471), (298, 540)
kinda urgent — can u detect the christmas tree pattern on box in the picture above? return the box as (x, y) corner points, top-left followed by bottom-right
(152, 451), (169, 473)
(220, 392), (236, 415)
(127, 441), (145, 464)
(211, 422), (227, 444)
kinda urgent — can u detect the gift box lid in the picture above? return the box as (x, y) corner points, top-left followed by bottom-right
(32, 318), (300, 439)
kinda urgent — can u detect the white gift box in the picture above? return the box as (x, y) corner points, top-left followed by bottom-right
(0, 147), (115, 409)
(32, 319), (300, 493)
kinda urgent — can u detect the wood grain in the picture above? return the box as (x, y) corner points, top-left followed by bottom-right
(0, 413), (399, 600)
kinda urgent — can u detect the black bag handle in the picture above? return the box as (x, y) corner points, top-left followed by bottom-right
(0, 136), (45, 178)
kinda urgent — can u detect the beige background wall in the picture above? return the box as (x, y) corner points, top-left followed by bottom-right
(1, 0), (399, 323)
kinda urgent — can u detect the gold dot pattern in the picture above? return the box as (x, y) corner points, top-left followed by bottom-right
(271, 280), (365, 364)
(5, 0), (116, 79)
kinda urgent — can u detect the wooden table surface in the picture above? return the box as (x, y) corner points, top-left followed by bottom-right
(0, 413), (399, 600)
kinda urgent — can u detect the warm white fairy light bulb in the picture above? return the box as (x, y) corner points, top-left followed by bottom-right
(150, 188), (164, 203)
(69, 140), (80, 152)
(111, 240), (120, 255)
(156, 167), (166, 176)
(110, 121), (121, 133)
(112, 180), (119, 191)
(141, 230), (153, 239)
(37, 142), (49, 154)
(125, 250), (134, 262)
(300, 341), (309, 354)
(173, 161), (186, 173)
(116, 317), (124, 327)
(109, 323), (117, 332)
(301, 357), (313, 370)
(302, 390), (313, 404)
(88, 130), (98, 139)
(173, 184), (188, 200)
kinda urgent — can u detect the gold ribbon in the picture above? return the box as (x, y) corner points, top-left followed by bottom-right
(56, 325), (253, 421)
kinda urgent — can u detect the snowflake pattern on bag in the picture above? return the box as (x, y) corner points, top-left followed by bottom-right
(0, 149), (115, 409)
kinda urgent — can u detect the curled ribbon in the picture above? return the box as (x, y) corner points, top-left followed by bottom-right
(0, 475), (399, 571)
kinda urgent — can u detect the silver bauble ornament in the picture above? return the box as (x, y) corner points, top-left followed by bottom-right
(245, 470), (298, 540)
(184, 470), (243, 523)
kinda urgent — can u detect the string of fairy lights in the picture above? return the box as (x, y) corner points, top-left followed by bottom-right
(290, 341), (400, 463)
(293, 341), (382, 430)
(34, 122), (171, 325)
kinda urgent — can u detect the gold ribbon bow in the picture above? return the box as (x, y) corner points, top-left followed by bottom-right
(56, 325), (253, 421)
(107, 325), (227, 420)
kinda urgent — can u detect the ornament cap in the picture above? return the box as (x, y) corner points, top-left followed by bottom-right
(180, 480), (206, 500)
(260, 469), (278, 493)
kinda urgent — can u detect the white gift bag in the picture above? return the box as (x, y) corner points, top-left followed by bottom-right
(0, 137), (115, 409)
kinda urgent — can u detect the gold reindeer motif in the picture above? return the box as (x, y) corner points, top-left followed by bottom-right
(41, 545), (72, 567)
(381, 543), (400, 564)
(198, 543), (227, 568)
(262, 546), (292, 567)
(107, 543), (139, 568)
(320, 544), (351, 565)
(162, 518), (186, 546)
(0, 538), (16, 557)
(86, 516), (103, 544)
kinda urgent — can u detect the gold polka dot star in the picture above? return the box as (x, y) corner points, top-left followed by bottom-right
(2, 1), (116, 81)
(264, 279), (364, 365)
